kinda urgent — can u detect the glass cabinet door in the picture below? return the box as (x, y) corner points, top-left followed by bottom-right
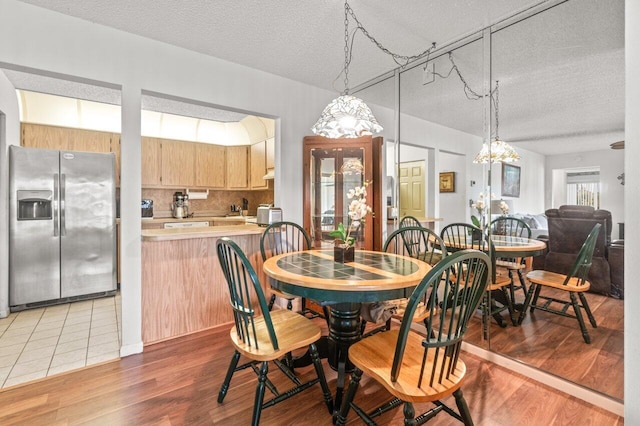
(303, 135), (381, 250)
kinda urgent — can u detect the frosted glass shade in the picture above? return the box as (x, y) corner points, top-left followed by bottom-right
(473, 139), (520, 164)
(312, 95), (383, 138)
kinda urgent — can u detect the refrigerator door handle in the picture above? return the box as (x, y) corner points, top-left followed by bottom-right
(53, 173), (59, 237)
(60, 173), (66, 236)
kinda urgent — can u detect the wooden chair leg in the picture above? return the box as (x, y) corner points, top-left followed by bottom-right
(518, 283), (537, 325)
(251, 361), (269, 426)
(453, 388), (474, 426)
(530, 284), (542, 313)
(578, 292), (598, 328)
(268, 294), (276, 311)
(218, 350), (240, 403)
(570, 292), (591, 344)
(335, 367), (363, 425)
(403, 401), (416, 425)
(309, 343), (334, 415)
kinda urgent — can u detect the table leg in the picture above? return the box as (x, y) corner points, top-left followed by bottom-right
(326, 302), (361, 419)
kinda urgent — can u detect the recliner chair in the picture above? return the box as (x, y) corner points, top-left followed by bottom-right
(532, 205), (624, 298)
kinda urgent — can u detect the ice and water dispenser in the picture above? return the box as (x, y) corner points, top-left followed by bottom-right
(17, 190), (53, 220)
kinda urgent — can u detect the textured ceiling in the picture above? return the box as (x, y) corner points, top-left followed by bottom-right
(7, 0), (625, 156)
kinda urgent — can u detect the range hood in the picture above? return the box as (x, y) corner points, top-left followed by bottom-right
(263, 168), (275, 180)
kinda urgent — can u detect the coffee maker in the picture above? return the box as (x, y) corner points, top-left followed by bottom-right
(171, 191), (190, 219)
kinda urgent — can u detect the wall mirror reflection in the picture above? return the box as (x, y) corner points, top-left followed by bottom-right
(353, 0), (624, 403)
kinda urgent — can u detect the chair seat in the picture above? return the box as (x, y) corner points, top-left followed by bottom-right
(230, 309), (321, 361)
(526, 270), (591, 292)
(390, 299), (433, 322)
(348, 329), (466, 403)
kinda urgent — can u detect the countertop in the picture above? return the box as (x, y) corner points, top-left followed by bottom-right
(142, 215), (253, 224)
(142, 224), (264, 241)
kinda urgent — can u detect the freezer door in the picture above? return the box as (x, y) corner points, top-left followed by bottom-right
(60, 151), (117, 298)
(9, 146), (61, 305)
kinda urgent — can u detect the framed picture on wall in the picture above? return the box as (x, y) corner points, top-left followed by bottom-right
(439, 172), (455, 193)
(502, 164), (521, 197)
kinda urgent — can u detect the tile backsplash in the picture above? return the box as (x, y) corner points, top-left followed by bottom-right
(142, 185), (274, 218)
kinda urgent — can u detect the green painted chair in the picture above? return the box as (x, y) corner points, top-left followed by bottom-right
(335, 250), (491, 426)
(490, 216), (532, 303)
(518, 223), (601, 343)
(216, 237), (333, 425)
(399, 215), (422, 228)
(260, 221), (321, 317)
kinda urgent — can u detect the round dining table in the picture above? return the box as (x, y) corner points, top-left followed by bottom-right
(262, 248), (432, 417)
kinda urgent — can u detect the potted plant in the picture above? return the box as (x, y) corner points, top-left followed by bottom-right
(329, 182), (373, 263)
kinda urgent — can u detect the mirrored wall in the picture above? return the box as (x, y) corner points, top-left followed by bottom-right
(354, 0), (624, 402)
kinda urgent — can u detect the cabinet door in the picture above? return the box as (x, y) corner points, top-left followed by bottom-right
(161, 139), (195, 187)
(111, 133), (121, 187)
(250, 141), (268, 189)
(142, 137), (162, 186)
(266, 138), (275, 170)
(21, 123), (69, 150)
(68, 128), (111, 153)
(226, 146), (249, 189)
(195, 143), (226, 188)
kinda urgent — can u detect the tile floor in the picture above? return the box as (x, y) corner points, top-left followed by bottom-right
(0, 294), (121, 388)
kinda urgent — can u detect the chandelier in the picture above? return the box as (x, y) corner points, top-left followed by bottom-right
(473, 81), (520, 164)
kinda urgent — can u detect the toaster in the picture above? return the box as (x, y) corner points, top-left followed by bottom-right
(257, 204), (282, 226)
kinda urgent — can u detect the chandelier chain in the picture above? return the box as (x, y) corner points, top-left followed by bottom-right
(343, 2), (350, 94)
(345, 1), (436, 68)
(495, 80), (500, 140)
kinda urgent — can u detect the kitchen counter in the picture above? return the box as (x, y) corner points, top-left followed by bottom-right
(142, 215), (254, 224)
(142, 225), (266, 344)
(142, 224), (263, 241)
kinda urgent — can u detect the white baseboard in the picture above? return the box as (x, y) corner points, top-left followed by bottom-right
(461, 342), (624, 417)
(120, 341), (144, 357)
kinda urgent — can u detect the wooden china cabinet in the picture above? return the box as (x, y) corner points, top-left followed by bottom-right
(303, 135), (383, 251)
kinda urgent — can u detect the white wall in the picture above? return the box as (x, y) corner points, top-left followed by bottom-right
(438, 152), (467, 229)
(545, 149), (624, 239)
(0, 71), (20, 317)
(625, 1), (639, 421)
(0, 0), (339, 354)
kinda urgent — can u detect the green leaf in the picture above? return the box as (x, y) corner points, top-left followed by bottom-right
(471, 215), (481, 228)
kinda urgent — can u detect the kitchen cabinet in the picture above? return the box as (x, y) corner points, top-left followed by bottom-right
(161, 139), (195, 187)
(250, 140), (268, 189)
(266, 138), (275, 170)
(195, 143), (226, 189)
(142, 137), (162, 186)
(226, 146), (249, 189)
(22, 123), (111, 153)
(303, 135), (384, 251)
(111, 133), (121, 187)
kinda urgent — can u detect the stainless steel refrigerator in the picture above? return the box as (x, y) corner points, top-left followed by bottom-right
(9, 145), (117, 309)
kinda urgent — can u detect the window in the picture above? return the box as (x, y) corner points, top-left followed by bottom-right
(566, 170), (599, 208)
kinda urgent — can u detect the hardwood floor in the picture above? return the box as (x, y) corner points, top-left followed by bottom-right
(465, 286), (624, 400)
(0, 318), (622, 425)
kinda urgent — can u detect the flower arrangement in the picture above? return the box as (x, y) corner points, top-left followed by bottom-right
(470, 193), (487, 229)
(498, 200), (510, 215)
(329, 181), (373, 247)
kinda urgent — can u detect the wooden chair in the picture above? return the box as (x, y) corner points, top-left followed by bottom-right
(399, 215), (422, 228)
(518, 223), (601, 343)
(361, 226), (449, 335)
(260, 221), (322, 317)
(490, 216), (532, 303)
(335, 250), (491, 426)
(441, 223), (515, 329)
(216, 238), (333, 425)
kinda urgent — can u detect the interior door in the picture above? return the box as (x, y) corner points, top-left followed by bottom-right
(399, 160), (425, 218)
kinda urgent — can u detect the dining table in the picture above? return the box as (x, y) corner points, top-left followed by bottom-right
(262, 248), (432, 418)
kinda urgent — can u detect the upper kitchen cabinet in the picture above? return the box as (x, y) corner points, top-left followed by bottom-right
(266, 138), (275, 170)
(226, 145), (249, 189)
(22, 123), (110, 154)
(195, 143), (226, 189)
(111, 133), (121, 187)
(250, 140), (268, 190)
(142, 137), (162, 187)
(161, 139), (196, 187)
